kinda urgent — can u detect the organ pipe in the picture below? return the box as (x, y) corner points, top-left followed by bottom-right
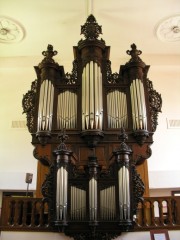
(118, 166), (130, 220)
(57, 90), (77, 129)
(53, 131), (73, 225)
(37, 79), (54, 131)
(70, 186), (86, 220)
(107, 90), (128, 129)
(82, 61), (103, 130)
(130, 79), (147, 130)
(100, 186), (116, 220)
(56, 167), (68, 221)
(89, 177), (97, 221)
(112, 129), (132, 222)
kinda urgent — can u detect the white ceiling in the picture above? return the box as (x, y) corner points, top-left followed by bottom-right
(1, 0), (180, 66)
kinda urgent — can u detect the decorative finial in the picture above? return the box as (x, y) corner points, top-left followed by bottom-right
(118, 127), (128, 143)
(81, 14), (102, 40)
(40, 44), (58, 64)
(57, 129), (69, 150)
(126, 44), (143, 63)
(113, 128), (132, 156)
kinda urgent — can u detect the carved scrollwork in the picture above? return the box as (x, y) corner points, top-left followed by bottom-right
(81, 14), (102, 40)
(146, 79), (162, 131)
(22, 79), (38, 133)
(65, 59), (78, 84)
(106, 60), (112, 82)
(131, 165), (145, 214)
(41, 163), (54, 198)
(132, 129), (149, 146)
(22, 90), (34, 113)
(68, 164), (83, 179)
(106, 60), (119, 84)
(68, 231), (119, 240)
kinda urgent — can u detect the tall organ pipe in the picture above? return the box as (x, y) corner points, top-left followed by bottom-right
(37, 79), (54, 131)
(82, 61), (103, 130)
(53, 134), (72, 226)
(55, 159), (68, 223)
(89, 177), (97, 221)
(107, 90), (128, 129)
(88, 153), (99, 224)
(130, 79), (147, 130)
(100, 186), (116, 220)
(57, 91), (77, 129)
(113, 130), (132, 223)
(70, 186), (86, 220)
(56, 166), (68, 221)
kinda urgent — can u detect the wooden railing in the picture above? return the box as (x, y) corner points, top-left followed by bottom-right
(0, 197), (51, 231)
(134, 196), (180, 230)
(1, 196), (180, 231)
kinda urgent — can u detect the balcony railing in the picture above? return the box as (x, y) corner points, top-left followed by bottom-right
(134, 196), (180, 230)
(1, 196), (180, 231)
(0, 197), (51, 231)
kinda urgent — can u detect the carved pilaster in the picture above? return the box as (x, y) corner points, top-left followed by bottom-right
(65, 59), (78, 84)
(22, 80), (38, 133)
(132, 165), (145, 214)
(41, 163), (54, 198)
(146, 78), (162, 132)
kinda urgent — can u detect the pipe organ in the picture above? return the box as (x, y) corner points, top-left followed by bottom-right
(22, 14), (162, 240)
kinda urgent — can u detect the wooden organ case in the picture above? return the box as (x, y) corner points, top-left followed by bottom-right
(22, 15), (162, 240)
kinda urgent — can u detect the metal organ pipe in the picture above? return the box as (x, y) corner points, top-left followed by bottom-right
(57, 91), (77, 129)
(37, 79), (54, 131)
(118, 168), (123, 219)
(118, 166), (130, 220)
(49, 82), (54, 130)
(86, 65), (90, 129)
(82, 61), (103, 130)
(82, 70), (85, 130)
(70, 186), (86, 220)
(90, 61), (94, 129)
(130, 79), (147, 130)
(100, 186), (116, 220)
(56, 166), (68, 221)
(107, 90), (128, 129)
(95, 63), (99, 129)
(89, 177), (97, 221)
(139, 79), (147, 130)
(98, 65), (103, 130)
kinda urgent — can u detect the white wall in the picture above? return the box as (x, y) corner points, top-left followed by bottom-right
(147, 60), (180, 189)
(149, 188), (179, 197)
(0, 61), (37, 191)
